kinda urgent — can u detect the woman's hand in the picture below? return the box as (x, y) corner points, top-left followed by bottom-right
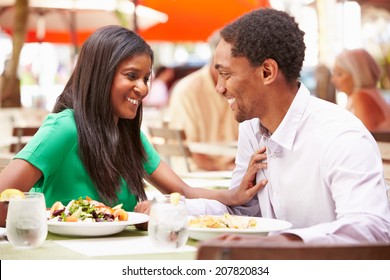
(133, 200), (152, 231)
(0, 159), (42, 227)
(227, 147), (268, 206)
(134, 200), (152, 215)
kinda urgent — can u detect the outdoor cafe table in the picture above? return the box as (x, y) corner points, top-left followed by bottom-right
(1, 174), (231, 260)
(0, 226), (198, 260)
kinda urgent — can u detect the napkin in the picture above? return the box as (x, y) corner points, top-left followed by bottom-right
(54, 236), (197, 257)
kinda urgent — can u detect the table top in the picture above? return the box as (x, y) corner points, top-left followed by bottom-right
(1, 171), (232, 260)
(0, 226), (199, 260)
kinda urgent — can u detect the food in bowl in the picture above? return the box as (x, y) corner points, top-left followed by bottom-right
(49, 196), (128, 222)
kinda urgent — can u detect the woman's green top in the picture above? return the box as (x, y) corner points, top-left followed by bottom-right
(15, 109), (160, 210)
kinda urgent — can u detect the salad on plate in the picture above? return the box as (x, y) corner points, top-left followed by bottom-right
(49, 196), (128, 222)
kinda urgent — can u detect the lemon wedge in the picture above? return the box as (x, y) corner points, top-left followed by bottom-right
(170, 192), (181, 206)
(0, 189), (25, 202)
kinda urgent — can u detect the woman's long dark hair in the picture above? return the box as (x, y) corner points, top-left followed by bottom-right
(53, 25), (154, 204)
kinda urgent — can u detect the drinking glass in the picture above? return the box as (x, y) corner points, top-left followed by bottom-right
(6, 192), (48, 249)
(148, 194), (188, 248)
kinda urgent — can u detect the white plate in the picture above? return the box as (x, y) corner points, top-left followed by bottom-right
(47, 212), (149, 237)
(188, 216), (292, 241)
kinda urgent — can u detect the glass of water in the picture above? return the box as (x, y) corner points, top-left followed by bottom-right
(148, 194), (188, 249)
(6, 192), (48, 249)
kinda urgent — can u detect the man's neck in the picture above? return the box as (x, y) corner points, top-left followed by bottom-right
(260, 82), (299, 134)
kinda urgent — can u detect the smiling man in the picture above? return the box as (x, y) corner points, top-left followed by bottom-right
(185, 8), (390, 244)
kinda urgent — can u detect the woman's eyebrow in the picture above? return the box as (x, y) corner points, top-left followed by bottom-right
(215, 64), (227, 71)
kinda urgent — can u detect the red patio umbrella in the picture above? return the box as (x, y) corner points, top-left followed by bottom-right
(138, 0), (270, 42)
(0, 0), (168, 46)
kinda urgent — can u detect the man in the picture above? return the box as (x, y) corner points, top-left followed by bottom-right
(186, 8), (390, 243)
(168, 31), (239, 171)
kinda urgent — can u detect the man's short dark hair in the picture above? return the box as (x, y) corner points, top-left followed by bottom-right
(220, 8), (306, 82)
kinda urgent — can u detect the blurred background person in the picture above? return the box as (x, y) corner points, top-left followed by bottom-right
(143, 65), (175, 109)
(315, 64), (336, 104)
(168, 30), (239, 171)
(331, 48), (390, 131)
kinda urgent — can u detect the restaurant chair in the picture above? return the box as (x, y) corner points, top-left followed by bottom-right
(196, 240), (390, 260)
(0, 154), (12, 173)
(0, 160), (8, 173)
(147, 126), (192, 172)
(371, 131), (390, 142)
(9, 126), (40, 153)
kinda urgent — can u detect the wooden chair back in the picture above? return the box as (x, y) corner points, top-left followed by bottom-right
(371, 131), (390, 142)
(196, 240), (390, 260)
(148, 126), (192, 172)
(0, 163), (7, 173)
(0, 157), (11, 173)
(9, 126), (40, 153)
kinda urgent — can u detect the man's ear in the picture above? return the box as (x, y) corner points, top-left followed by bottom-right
(261, 59), (278, 85)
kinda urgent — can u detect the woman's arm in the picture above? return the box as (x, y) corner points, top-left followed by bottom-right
(0, 159), (42, 227)
(146, 156), (266, 206)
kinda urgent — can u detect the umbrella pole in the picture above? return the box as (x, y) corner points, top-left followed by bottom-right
(133, 0), (138, 33)
(69, 11), (78, 62)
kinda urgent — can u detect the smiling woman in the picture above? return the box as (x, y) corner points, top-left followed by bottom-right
(0, 26), (156, 222)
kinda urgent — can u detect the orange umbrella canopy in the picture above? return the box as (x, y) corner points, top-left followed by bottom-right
(0, 0), (168, 46)
(139, 0), (270, 42)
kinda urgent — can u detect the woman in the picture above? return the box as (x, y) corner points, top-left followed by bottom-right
(331, 48), (390, 131)
(0, 26), (263, 227)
